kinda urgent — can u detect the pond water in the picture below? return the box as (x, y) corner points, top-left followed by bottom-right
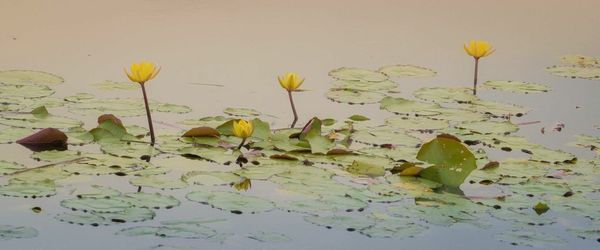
(0, 0), (599, 249)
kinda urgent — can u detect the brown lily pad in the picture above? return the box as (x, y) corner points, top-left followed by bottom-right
(182, 127), (221, 138)
(17, 128), (68, 151)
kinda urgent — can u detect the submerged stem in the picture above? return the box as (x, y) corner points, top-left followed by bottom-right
(473, 58), (479, 95)
(140, 83), (156, 146)
(237, 137), (247, 150)
(288, 90), (298, 128)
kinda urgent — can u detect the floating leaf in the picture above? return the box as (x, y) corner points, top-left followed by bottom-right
(560, 54), (600, 66)
(223, 107), (261, 117)
(417, 136), (477, 187)
(182, 171), (242, 186)
(0, 161), (26, 175)
(494, 229), (565, 248)
(130, 176), (188, 190)
(186, 191), (275, 214)
(385, 116), (448, 131)
(0, 70), (63, 85)
(0, 225), (38, 240)
(0, 84), (54, 98)
(546, 65), (600, 80)
(329, 67), (388, 82)
(326, 89), (385, 104)
(379, 64), (436, 78)
(456, 121), (518, 135)
(16, 128), (68, 151)
(459, 100), (529, 117)
(247, 232), (291, 243)
(0, 107), (83, 129)
(482, 80), (550, 93)
(330, 79), (397, 92)
(346, 160), (385, 177)
(182, 127), (220, 137)
(68, 98), (191, 117)
(119, 192), (180, 209)
(91, 80), (138, 91)
(413, 87), (478, 103)
(304, 215), (375, 231)
(352, 127), (421, 147)
(379, 96), (440, 116)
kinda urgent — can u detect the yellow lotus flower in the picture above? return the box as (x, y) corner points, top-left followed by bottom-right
(125, 61), (160, 84)
(464, 40), (495, 59)
(233, 119), (253, 139)
(278, 72), (304, 91)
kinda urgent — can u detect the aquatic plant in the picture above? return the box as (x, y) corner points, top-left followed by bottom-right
(124, 61), (161, 145)
(277, 72), (304, 128)
(232, 119), (253, 149)
(464, 40), (495, 95)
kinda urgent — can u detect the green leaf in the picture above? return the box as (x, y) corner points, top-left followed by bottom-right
(417, 136), (477, 187)
(346, 160), (386, 177)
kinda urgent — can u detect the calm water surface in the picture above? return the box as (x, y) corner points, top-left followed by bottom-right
(0, 0), (599, 249)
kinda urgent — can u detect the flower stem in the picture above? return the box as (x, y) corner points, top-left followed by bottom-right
(140, 83), (156, 146)
(237, 138), (247, 150)
(473, 58), (479, 95)
(288, 90), (298, 128)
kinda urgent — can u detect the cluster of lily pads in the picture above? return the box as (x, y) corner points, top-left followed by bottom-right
(0, 57), (598, 248)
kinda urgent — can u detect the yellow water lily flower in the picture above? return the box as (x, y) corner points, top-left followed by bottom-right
(278, 72), (305, 91)
(125, 61), (161, 84)
(233, 119), (254, 139)
(464, 40), (495, 59)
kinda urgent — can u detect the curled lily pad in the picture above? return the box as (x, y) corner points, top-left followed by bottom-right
(413, 87), (478, 103)
(0, 70), (63, 85)
(379, 64), (436, 77)
(0, 225), (38, 240)
(330, 79), (397, 92)
(546, 65), (600, 80)
(482, 80), (550, 93)
(329, 67), (388, 82)
(0, 84), (55, 98)
(379, 96), (440, 116)
(326, 89), (385, 104)
(186, 191), (275, 214)
(417, 136), (477, 187)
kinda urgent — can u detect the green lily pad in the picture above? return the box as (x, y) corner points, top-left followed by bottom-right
(379, 96), (441, 116)
(177, 116), (231, 128)
(346, 160), (386, 177)
(379, 64), (436, 78)
(0, 70), (63, 85)
(223, 107), (261, 117)
(329, 67), (388, 82)
(0, 84), (55, 98)
(459, 100), (529, 117)
(352, 127), (421, 147)
(417, 136), (477, 187)
(304, 215), (375, 231)
(546, 65), (600, 80)
(385, 116), (449, 131)
(0, 225), (38, 240)
(0, 160), (26, 175)
(427, 108), (490, 122)
(68, 98), (191, 117)
(330, 79), (398, 92)
(326, 89), (385, 104)
(482, 80), (550, 93)
(456, 121), (519, 135)
(186, 191), (275, 214)
(61, 197), (132, 213)
(413, 87), (478, 103)
(92, 80), (138, 91)
(0, 179), (56, 198)
(560, 54), (600, 66)
(494, 229), (566, 248)
(130, 176), (188, 190)
(0, 108), (82, 129)
(182, 171), (242, 186)
(119, 192), (180, 209)
(360, 218), (427, 239)
(247, 232), (291, 243)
